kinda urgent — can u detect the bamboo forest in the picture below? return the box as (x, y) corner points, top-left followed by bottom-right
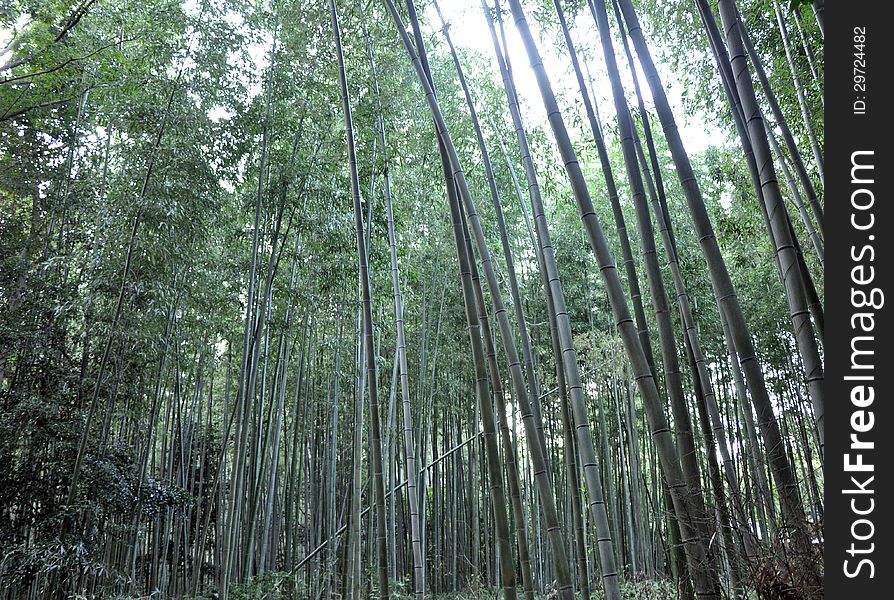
(0, 0), (826, 597)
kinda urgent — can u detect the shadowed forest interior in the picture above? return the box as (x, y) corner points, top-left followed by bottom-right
(0, 0), (825, 598)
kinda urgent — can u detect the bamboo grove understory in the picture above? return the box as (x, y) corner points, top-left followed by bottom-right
(0, 0), (824, 598)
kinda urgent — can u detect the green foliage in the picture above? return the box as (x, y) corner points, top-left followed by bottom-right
(619, 578), (679, 599)
(226, 571), (304, 600)
(0, 0), (823, 597)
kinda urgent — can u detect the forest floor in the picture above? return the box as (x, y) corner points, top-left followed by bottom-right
(199, 576), (681, 600)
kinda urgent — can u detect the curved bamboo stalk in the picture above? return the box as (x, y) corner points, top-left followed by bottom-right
(483, 2), (622, 597)
(331, 2), (389, 596)
(617, 0), (821, 589)
(381, 1), (519, 596)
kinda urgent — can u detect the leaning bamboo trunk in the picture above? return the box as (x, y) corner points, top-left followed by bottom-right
(550, 2), (659, 382)
(617, 0), (820, 591)
(433, 5), (576, 597)
(486, 2), (623, 597)
(331, 1), (389, 596)
(360, 4), (426, 592)
(501, 131), (594, 599)
(382, 1), (519, 596)
(460, 211), (537, 600)
(772, 0), (824, 183)
(715, 0), (824, 463)
(610, 0), (761, 573)
(694, 0), (825, 343)
(565, 1), (710, 588)
(512, 0), (721, 595)
(810, 0), (824, 36)
(738, 17), (824, 233)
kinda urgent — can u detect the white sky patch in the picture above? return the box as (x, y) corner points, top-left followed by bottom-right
(182, 0), (270, 100)
(182, 0), (200, 18)
(720, 187), (734, 210)
(0, 13), (31, 49)
(208, 105), (234, 122)
(427, 2), (720, 155)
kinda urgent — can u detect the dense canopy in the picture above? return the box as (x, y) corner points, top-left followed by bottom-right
(0, 0), (824, 598)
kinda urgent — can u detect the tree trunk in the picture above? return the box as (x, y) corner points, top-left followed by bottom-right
(331, 2), (389, 596)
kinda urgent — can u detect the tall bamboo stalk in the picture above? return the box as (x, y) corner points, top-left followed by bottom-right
(331, 2), (389, 596)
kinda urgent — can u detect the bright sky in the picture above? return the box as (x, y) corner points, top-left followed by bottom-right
(427, 1), (720, 155)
